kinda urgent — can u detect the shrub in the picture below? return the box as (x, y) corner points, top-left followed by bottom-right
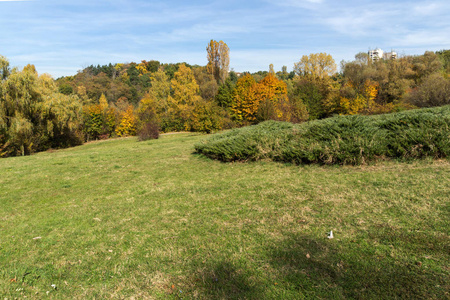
(195, 120), (294, 162)
(137, 120), (159, 141)
(195, 106), (450, 165)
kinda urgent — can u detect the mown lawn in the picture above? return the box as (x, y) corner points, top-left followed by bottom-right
(0, 133), (449, 299)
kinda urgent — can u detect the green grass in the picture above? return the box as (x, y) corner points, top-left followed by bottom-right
(195, 105), (450, 165)
(1, 134), (449, 299)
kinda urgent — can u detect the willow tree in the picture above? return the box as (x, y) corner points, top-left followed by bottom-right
(0, 61), (83, 156)
(206, 40), (230, 84)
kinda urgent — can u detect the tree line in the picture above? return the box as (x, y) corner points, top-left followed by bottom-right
(1, 40), (449, 157)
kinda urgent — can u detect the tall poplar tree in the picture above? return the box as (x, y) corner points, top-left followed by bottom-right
(206, 40), (230, 84)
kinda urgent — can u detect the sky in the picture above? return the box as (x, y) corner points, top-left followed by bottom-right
(1, 0), (449, 78)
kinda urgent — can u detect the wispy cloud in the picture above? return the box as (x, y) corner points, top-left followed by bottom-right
(1, 0), (449, 77)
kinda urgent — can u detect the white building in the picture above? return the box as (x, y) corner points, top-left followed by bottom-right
(368, 48), (397, 62)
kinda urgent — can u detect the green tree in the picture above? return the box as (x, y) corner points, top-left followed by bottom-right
(193, 67), (218, 101)
(292, 79), (324, 120)
(1, 63), (83, 156)
(216, 77), (236, 108)
(436, 49), (450, 73)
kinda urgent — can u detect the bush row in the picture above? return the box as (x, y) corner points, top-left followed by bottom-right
(194, 106), (450, 165)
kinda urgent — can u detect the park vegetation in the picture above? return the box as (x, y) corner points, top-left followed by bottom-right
(1, 43), (450, 157)
(195, 105), (450, 165)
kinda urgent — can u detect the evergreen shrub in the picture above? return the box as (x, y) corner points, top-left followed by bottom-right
(195, 105), (450, 165)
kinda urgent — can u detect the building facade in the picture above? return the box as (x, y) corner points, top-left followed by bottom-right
(368, 48), (397, 62)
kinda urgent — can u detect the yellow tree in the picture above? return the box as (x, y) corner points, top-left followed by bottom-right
(269, 64), (275, 75)
(362, 79), (380, 113)
(99, 93), (108, 110)
(294, 53), (337, 79)
(206, 40), (230, 84)
(231, 74), (256, 123)
(115, 105), (137, 137)
(149, 67), (171, 114)
(167, 64), (202, 131)
(170, 64), (200, 106)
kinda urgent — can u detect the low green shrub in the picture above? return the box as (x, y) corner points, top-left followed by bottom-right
(194, 120), (294, 162)
(195, 106), (450, 165)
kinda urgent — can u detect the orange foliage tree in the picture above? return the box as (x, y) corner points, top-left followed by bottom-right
(232, 74), (291, 124)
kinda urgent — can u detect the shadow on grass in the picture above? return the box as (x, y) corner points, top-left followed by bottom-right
(267, 232), (448, 299)
(181, 230), (447, 299)
(182, 260), (264, 299)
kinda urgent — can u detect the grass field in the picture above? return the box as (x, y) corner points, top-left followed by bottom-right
(0, 133), (449, 299)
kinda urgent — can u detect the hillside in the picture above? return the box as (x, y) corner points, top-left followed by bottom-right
(0, 134), (449, 298)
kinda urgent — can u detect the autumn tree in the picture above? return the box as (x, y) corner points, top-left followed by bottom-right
(99, 93), (108, 110)
(206, 40), (230, 84)
(253, 74), (288, 121)
(115, 105), (137, 137)
(269, 64), (275, 75)
(164, 64), (202, 131)
(412, 51), (442, 83)
(405, 73), (450, 107)
(231, 73), (299, 124)
(136, 92), (159, 140)
(294, 53), (337, 79)
(231, 74), (257, 123)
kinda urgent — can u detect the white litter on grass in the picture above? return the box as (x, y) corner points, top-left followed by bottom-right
(327, 231), (334, 239)
(33, 237), (42, 240)
(51, 284), (57, 289)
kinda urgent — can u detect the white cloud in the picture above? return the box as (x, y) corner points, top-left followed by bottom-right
(395, 29), (450, 48)
(412, 2), (441, 16)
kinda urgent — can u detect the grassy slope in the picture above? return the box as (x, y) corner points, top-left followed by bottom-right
(0, 134), (449, 299)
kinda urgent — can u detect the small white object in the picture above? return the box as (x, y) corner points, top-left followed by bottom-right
(327, 231), (334, 239)
(33, 237), (42, 240)
(51, 284), (56, 289)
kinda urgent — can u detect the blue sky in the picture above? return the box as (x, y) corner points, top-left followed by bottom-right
(1, 0), (449, 78)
